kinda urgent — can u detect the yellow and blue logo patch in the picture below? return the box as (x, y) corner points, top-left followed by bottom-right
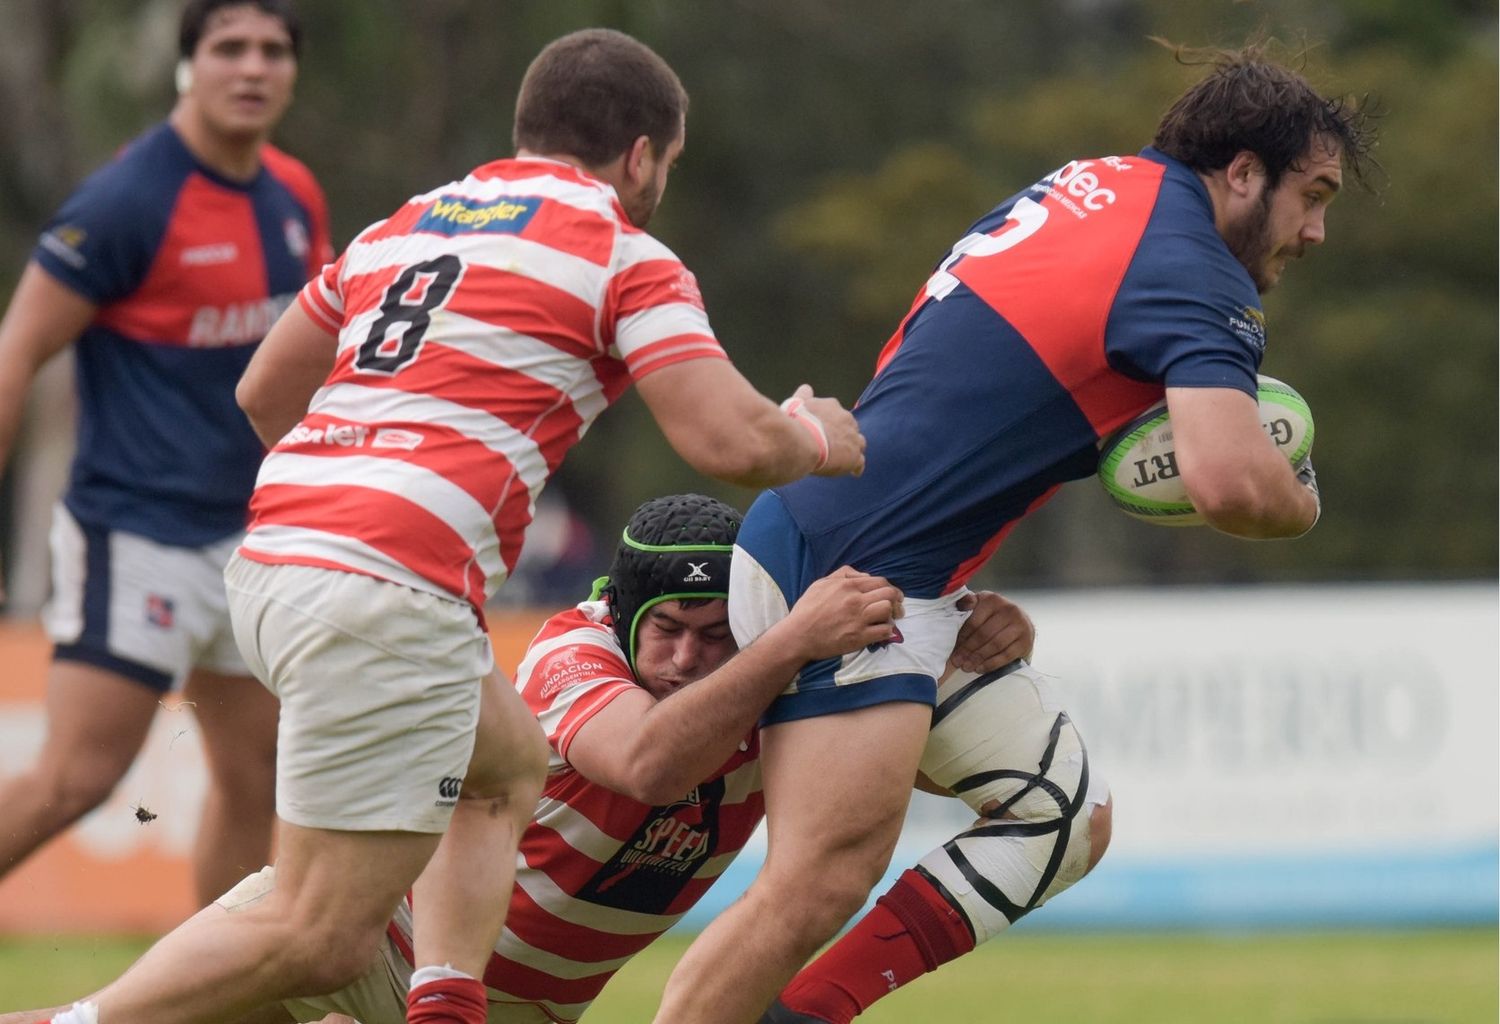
(417, 195), (541, 236)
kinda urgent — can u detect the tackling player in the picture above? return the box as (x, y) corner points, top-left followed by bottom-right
(656, 45), (1378, 1024)
(0, 493), (1048, 1024)
(0, 0), (329, 907)
(32, 29), (865, 1024)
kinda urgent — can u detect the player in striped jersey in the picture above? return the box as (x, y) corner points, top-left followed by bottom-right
(0, 0), (327, 908)
(33, 29), (864, 1024)
(0, 494), (1043, 1024)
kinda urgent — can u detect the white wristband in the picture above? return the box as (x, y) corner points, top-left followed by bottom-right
(780, 396), (829, 470)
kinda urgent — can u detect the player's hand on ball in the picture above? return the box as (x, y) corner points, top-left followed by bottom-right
(789, 384), (866, 478)
(1295, 456), (1321, 535)
(785, 565), (903, 660)
(948, 591), (1035, 674)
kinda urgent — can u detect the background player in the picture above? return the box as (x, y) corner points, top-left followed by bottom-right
(0, 0), (328, 907)
(656, 45), (1378, 1024)
(34, 29), (864, 1024)
(0, 493), (1043, 1024)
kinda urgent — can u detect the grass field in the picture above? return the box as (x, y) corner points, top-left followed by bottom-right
(1, 929), (1495, 1022)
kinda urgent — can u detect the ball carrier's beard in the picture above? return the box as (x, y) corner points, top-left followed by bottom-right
(1223, 185), (1277, 293)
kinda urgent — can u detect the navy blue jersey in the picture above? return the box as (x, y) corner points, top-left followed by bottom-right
(32, 122), (330, 545)
(771, 148), (1265, 596)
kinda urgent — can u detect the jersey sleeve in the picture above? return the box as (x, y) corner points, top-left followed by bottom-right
(515, 615), (640, 769)
(1103, 201), (1264, 399)
(33, 160), (164, 307)
(601, 232), (727, 380)
(296, 248), (348, 333)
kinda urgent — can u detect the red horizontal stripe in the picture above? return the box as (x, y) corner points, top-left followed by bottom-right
(483, 949), (615, 1005)
(325, 337), (587, 450)
(248, 481), (480, 599)
(627, 339), (726, 380)
(609, 259), (705, 322)
(501, 883), (663, 963)
(278, 411), (518, 500)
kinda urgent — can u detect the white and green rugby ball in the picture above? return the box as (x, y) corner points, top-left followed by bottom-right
(1096, 375), (1314, 526)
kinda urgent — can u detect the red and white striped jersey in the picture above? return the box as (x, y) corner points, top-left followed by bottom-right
(391, 602), (764, 1022)
(239, 158), (727, 611)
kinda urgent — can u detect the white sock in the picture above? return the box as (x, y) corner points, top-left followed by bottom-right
(410, 962), (474, 988)
(52, 1003), (100, 1024)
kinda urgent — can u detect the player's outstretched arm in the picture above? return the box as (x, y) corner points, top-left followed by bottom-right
(567, 568), (901, 805)
(635, 359), (865, 488)
(236, 300), (339, 447)
(1168, 386), (1319, 539)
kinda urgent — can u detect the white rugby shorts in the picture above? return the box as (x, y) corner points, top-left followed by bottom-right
(43, 503), (248, 691)
(224, 555), (493, 833)
(729, 544), (970, 724)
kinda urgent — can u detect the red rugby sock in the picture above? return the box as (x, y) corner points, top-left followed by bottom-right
(778, 870), (975, 1023)
(406, 976), (488, 1024)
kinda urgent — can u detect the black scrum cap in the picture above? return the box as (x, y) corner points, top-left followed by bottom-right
(596, 494), (741, 673)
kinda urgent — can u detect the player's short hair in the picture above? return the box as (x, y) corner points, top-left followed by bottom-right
(513, 28), (688, 168)
(179, 0), (302, 59)
(1151, 42), (1378, 190)
(597, 494), (740, 674)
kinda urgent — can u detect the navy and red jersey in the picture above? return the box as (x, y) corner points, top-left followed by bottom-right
(771, 147), (1267, 597)
(32, 121), (331, 546)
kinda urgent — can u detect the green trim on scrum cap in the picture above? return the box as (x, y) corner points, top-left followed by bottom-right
(601, 494), (742, 675)
(588, 575), (611, 602)
(627, 588), (731, 675)
(620, 529), (736, 555)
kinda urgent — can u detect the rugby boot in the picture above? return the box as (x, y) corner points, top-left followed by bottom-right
(759, 1000), (831, 1024)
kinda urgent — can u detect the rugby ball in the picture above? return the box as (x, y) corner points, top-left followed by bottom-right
(1096, 375), (1314, 526)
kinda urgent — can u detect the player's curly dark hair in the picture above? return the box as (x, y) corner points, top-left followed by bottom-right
(1151, 40), (1379, 191)
(513, 29), (688, 168)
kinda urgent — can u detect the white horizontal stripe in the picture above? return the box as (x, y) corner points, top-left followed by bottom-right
(513, 864), (670, 936)
(493, 923), (636, 978)
(255, 453), (505, 581)
(530, 800), (636, 864)
(516, 626), (623, 680)
(311, 276), (343, 317)
(307, 384), (552, 496)
(613, 230), (680, 270)
(426, 312), (611, 426)
(340, 230), (609, 309)
(613, 302), (715, 359)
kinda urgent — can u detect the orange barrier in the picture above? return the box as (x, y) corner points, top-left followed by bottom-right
(0, 612), (549, 934)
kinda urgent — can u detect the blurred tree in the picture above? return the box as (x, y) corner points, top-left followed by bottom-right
(0, 0), (1492, 592)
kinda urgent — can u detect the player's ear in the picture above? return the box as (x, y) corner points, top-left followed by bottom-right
(1225, 150), (1265, 197)
(624, 135), (652, 185)
(175, 59), (194, 95)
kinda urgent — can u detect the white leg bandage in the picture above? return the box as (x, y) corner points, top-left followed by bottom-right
(916, 661), (1109, 944)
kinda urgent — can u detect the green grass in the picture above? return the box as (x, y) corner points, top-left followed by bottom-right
(1, 930), (1495, 1023)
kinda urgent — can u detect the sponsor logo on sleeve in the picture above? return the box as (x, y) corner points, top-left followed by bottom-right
(1229, 305), (1267, 351)
(669, 268), (705, 308)
(39, 226), (89, 270)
